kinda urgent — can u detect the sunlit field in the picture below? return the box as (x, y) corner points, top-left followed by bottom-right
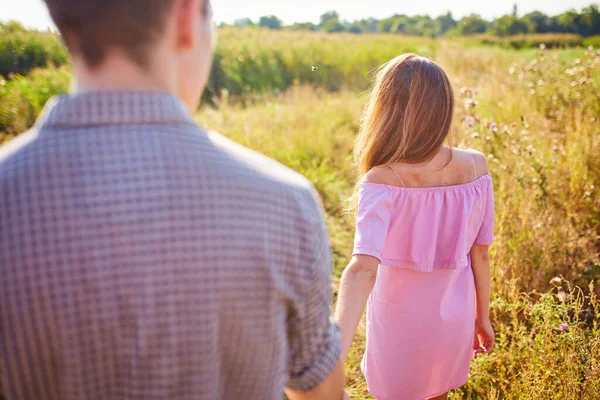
(1, 24), (599, 399)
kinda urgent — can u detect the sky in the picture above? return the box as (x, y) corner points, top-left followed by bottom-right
(0, 0), (595, 30)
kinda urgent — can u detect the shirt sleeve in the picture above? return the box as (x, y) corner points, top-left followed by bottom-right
(286, 187), (341, 392)
(475, 179), (495, 245)
(352, 186), (393, 261)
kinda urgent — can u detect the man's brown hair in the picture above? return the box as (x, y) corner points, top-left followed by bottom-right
(44, 0), (204, 68)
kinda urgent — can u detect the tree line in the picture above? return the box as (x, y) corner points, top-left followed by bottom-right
(226, 4), (600, 37)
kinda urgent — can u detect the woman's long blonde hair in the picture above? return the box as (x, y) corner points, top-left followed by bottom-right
(350, 53), (455, 212)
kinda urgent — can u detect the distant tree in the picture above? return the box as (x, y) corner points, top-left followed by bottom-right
(289, 22), (318, 31)
(524, 11), (550, 33)
(320, 11), (340, 27)
(385, 15), (411, 34)
(556, 10), (583, 34)
(492, 15), (535, 36)
(436, 12), (457, 35)
(378, 17), (395, 33)
(321, 18), (346, 33)
(391, 18), (409, 34)
(347, 23), (364, 34)
(258, 15), (283, 30)
(415, 15), (440, 37)
(234, 18), (254, 27)
(581, 4), (600, 35)
(459, 14), (489, 35)
(231, 4), (600, 37)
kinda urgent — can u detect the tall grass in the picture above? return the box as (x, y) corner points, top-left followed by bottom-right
(197, 43), (600, 399)
(205, 27), (436, 102)
(462, 33), (583, 50)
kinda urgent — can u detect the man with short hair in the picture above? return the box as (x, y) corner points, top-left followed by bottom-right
(0, 1), (345, 399)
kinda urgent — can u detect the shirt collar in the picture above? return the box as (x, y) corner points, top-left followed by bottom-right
(36, 91), (196, 129)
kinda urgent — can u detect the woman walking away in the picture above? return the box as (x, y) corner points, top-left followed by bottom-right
(335, 54), (495, 400)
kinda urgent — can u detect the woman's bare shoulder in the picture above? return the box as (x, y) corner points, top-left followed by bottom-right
(458, 148), (489, 177)
(362, 166), (399, 185)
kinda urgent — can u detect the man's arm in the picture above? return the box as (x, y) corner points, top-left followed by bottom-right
(284, 187), (345, 399)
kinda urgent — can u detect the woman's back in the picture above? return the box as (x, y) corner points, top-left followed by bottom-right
(354, 147), (494, 271)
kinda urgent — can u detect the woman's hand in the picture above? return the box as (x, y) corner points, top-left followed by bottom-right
(473, 318), (495, 357)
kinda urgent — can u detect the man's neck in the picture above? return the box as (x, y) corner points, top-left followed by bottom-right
(73, 53), (176, 95)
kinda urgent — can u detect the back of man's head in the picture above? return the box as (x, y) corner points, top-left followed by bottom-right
(45, 0), (209, 67)
(44, 0), (180, 68)
(43, 0), (215, 109)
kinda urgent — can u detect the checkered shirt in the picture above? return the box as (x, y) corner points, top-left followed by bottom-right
(0, 92), (340, 400)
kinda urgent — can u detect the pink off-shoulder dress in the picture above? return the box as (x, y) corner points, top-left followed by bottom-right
(353, 173), (495, 400)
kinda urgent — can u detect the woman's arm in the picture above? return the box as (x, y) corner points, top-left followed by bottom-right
(470, 244), (495, 355)
(335, 255), (379, 363)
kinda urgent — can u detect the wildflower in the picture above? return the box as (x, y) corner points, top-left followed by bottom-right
(468, 119), (474, 127)
(557, 290), (569, 302)
(559, 323), (569, 332)
(539, 43), (546, 51)
(531, 329), (538, 339)
(550, 276), (562, 285)
(460, 87), (468, 94)
(509, 66), (516, 75)
(553, 145), (559, 152)
(465, 99), (478, 108)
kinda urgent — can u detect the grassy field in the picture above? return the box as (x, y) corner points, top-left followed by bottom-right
(197, 41), (600, 399)
(1, 27), (599, 399)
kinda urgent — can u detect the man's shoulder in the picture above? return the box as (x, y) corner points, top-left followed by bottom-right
(206, 130), (315, 195)
(203, 130), (323, 223)
(0, 128), (40, 178)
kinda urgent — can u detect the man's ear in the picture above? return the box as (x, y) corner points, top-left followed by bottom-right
(174, 0), (201, 49)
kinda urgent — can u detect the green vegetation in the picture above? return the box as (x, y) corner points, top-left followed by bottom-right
(0, 21), (68, 77)
(1, 24), (599, 400)
(473, 33), (582, 49)
(1, 27), (436, 141)
(230, 4), (600, 39)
